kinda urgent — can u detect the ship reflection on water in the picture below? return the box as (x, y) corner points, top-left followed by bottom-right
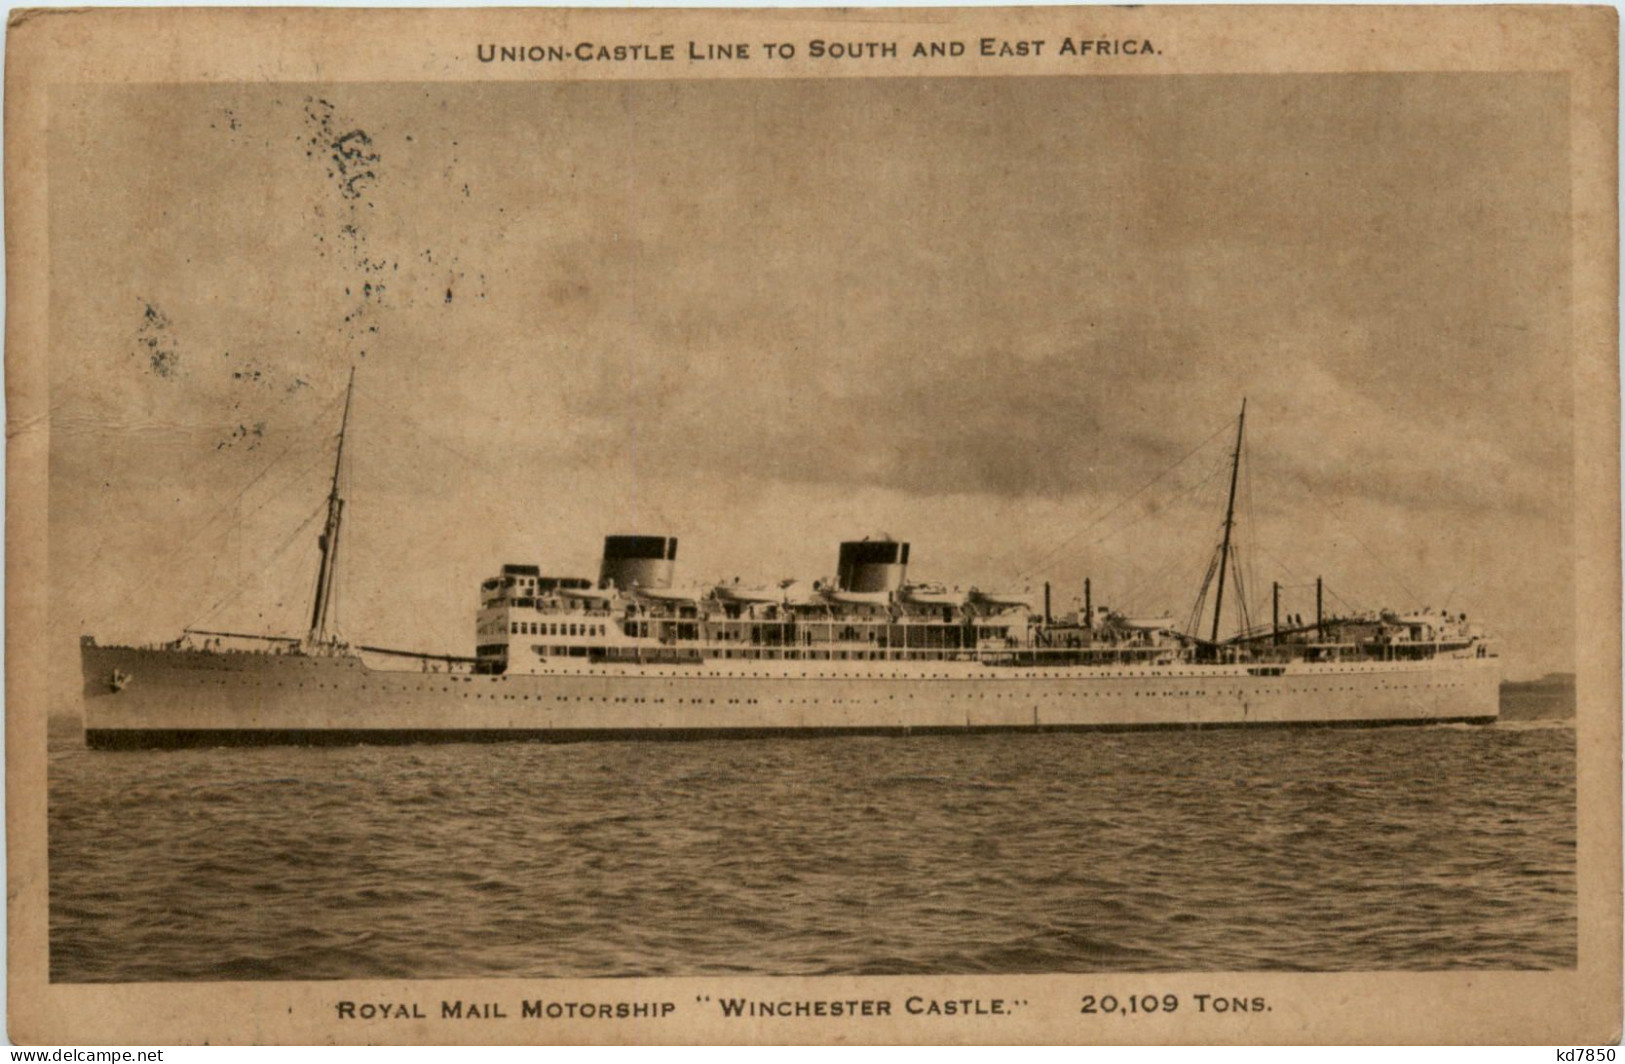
(49, 697), (1575, 982)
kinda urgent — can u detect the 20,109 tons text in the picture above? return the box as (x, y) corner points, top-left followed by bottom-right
(1080, 995), (1271, 1015)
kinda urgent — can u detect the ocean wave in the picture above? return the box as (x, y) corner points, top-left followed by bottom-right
(48, 725), (1577, 980)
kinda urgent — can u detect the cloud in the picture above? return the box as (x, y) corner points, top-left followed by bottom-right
(43, 74), (1579, 681)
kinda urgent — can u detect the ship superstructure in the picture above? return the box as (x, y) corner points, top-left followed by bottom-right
(79, 378), (1501, 747)
(470, 536), (1490, 676)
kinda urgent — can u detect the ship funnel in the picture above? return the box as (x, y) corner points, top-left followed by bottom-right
(599, 535), (678, 590)
(836, 535), (910, 593)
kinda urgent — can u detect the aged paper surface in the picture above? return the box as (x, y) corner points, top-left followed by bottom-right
(5, 4), (1619, 1046)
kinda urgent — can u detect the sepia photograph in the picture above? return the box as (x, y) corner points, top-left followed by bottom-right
(6, 5), (1619, 1045)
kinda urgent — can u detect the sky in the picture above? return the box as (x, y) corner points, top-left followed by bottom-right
(46, 73), (1574, 692)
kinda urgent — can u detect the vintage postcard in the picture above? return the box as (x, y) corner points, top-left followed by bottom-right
(5, 4), (1619, 1046)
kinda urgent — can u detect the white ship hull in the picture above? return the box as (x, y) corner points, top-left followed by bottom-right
(81, 642), (1501, 748)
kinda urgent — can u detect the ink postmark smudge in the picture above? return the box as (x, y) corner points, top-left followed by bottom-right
(303, 97), (392, 359)
(216, 421), (266, 452)
(331, 130), (379, 202)
(298, 95), (491, 362)
(222, 351), (311, 404)
(303, 98), (379, 206)
(133, 301), (180, 379)
(226, 352), (269, 387)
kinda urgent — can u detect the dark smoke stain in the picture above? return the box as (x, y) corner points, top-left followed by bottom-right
(547, 279), (592, 307)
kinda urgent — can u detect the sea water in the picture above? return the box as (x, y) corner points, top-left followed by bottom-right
(48, 709), (1575, 982)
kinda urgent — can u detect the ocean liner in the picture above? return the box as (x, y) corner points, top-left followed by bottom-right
(80, 374), (1501, 748)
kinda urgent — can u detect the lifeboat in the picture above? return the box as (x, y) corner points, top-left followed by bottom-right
(901, 582), (965, 607)
(558, 586), (618, 604)
(714, 582), (782, 605)
(1115, 614), (1176, 631)
(634, 585), (707, 605)
(823, 588), (893, 607)
(969, 588), (1035, 611)
(778, 581), (825, 607)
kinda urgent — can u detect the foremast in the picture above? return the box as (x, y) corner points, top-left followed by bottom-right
(307, 367), (356, 646)
(1182, 399), (1257, 655)
(1209, 398), (1246, 644)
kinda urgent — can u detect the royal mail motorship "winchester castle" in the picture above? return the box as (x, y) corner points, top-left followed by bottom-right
(80, 377), (1501, 748)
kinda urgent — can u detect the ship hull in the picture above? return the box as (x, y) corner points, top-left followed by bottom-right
(80, 642), (1502, 749)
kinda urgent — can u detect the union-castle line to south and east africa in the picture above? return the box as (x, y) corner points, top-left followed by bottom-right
(475, 38), (1156, 63)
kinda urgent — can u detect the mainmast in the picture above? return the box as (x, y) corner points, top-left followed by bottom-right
(307, 367), (356, 645)
(1208, 398), (1246, 644)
